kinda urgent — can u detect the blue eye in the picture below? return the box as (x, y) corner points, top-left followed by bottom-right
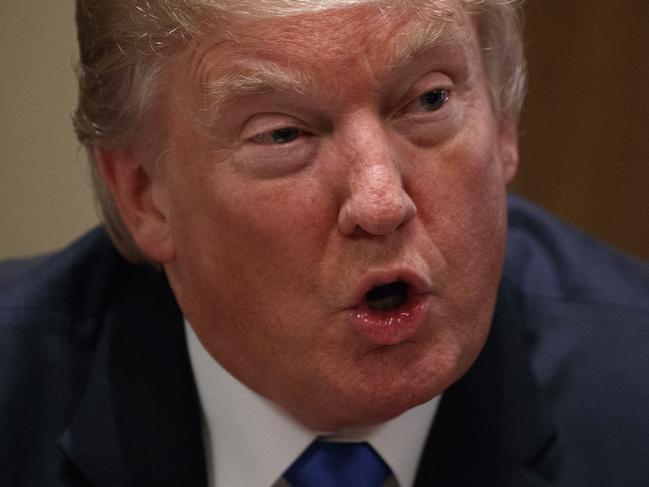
(251, 127), (302, 145)
(419, 89), (449, 111)
(270, 127), (301, 144)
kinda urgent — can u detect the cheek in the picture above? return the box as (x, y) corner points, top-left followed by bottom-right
(217, 177), (335, 262)
(415, 134), (505, 226)
(170, 169), (337, 308)
(411, 122), (508, 296)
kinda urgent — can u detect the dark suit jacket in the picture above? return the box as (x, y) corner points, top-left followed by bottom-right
(2, 196), (648, 487)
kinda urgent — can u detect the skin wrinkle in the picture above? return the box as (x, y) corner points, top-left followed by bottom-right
(198, 9), (469, 125)
(201, 63), (314, 127)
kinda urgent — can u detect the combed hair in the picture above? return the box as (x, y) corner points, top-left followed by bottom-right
(74, 0), (526, 262)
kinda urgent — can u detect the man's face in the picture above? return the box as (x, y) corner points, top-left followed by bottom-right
(157, 2), (517, 430)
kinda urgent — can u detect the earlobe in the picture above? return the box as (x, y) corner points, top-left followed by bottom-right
(93, 146), (175, 263)
(498, 119), (520, 184)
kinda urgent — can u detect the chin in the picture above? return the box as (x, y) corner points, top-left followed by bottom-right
(316, 386), (436, 431)
(352, 341), (481, 426)
(312, 360), (457, 431)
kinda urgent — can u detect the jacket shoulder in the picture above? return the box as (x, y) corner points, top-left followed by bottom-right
(505, 194), (649, 313)
(0, 228), (138, 485)
(0, 227), (134, 320)
(505, 196), (649, 486)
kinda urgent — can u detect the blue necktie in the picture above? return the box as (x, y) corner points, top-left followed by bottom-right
(284, 439), (391, 487)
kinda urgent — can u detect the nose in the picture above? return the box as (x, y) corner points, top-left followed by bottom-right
(337, 123), (417, 237)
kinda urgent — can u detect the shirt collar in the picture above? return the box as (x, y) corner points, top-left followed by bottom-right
(186, 321), (440, 487)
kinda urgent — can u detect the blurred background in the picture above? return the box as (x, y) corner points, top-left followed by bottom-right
(1, 0), (648, 260)
(512, 0), (649, 261)
(1, 2), (97, 259)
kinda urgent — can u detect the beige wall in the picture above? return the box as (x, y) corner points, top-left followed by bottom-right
(0, 1), (98, 259)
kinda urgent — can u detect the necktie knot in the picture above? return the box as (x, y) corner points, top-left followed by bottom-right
(284, 439), (391, 487)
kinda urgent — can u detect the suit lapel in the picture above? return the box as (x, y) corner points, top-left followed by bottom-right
(59, 266), (206, 487)
(57, 311), (125, 487)
(414, 278), (560, 487)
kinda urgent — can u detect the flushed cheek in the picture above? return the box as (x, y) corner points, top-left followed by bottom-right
(422, 122), (504, 221)
(410, 137), (507, 297)
(193, 180), (336, 306)
(226, 183), (334, 261)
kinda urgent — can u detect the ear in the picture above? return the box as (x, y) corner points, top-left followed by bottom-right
(497, 118), (519, 184)
(93, 146), (175, 263)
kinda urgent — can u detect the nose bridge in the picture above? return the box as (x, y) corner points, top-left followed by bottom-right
(337, 114), (416, 236)
(352, 145), (402, 207)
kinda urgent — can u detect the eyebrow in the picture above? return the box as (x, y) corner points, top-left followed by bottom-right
(201, 61), (314, 124)
(388, 15), (468, 68)
(200, 15), (468, 123)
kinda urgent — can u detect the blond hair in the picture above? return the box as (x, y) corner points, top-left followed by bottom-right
(74, 0), (526, 262)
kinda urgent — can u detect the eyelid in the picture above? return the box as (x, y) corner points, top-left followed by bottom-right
(250, 127), (305, 146)
(390, 69), (454, 111)
(240, 113), (306, 141)
(399, 86), (452, 116)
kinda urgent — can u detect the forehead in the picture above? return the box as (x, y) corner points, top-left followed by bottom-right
(163, 0), (489, 130)
(228, 3), (463, 59)
(184, 2), (474, 89)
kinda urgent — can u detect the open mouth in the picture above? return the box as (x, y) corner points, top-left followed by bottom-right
(365, 280), (410, 311)
(351, 273), (430, 344)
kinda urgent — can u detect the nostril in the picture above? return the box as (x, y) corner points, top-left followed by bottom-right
(348, 199), (415, 236)
(365, 199), (415, 235)
(337, 168), (417, 237)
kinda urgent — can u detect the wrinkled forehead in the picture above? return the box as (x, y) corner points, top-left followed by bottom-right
(231, 3), (466, 57)
(208, 0), (462, 17)
(178, 1), (475, 115)
(193, 4), (467, 72)
(190, 0), (469, 53)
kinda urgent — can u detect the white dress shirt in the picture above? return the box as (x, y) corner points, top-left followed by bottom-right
(185, 322), (440, 487)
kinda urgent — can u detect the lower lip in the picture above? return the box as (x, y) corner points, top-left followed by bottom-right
(350, 293), (430, 345)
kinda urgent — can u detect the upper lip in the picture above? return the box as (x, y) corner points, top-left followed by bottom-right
(348, 267), (433, 309)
